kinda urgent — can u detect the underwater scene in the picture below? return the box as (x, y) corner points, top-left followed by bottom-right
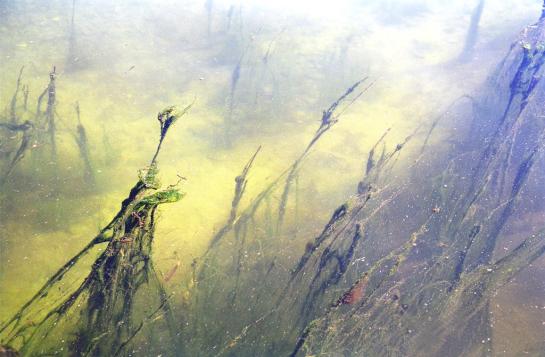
(1, 0), (545, 356)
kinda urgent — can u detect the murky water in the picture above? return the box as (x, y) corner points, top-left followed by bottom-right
(1, 0), (544, 356)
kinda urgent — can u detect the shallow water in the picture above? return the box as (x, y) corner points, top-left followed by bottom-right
(0, 0), (544, 356)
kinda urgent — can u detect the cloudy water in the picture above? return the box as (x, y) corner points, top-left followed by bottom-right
(0, 0), (544, 356)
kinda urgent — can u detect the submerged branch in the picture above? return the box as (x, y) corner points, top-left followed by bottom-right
(0, 105), (190, 355)
(206, 145), (262, 252)
(9, 66), (24, 124)
(277, 78), (374, 232)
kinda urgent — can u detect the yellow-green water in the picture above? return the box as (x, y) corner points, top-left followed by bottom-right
(1, 1), (544, 356)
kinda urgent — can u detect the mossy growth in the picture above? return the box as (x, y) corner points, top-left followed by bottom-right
(0, 104), (191, 356)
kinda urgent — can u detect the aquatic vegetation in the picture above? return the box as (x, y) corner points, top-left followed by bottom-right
(0, 68), (88, 187)
(1, 1), (544, 356)
(43, 67), (58, 165)
(73, 102), (95, 185)
(186, 13), (545, 357)
(188, 78), (374, 355)
(289, 17), (545, 357)
(0, 67), (33, 185)
(458, 0), (486, 62)
(0, 120), (33, 187)
(0, 105), (191, 356)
